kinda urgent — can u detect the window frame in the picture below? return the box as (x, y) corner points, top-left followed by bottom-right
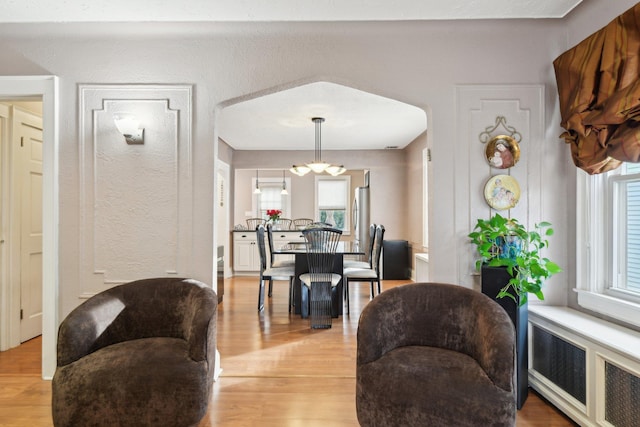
(314, 175), (351, 234)
(576, 167), (640, 327)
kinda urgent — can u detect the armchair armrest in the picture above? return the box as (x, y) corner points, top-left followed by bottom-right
(181, 280), (217, 363)
(56, 291), (127, 367)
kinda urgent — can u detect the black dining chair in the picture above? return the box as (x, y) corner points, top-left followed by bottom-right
(344, 223), (377, 269)
(343, 224), (385, 315)
(266, 223), (295, 269)
(256, 225), (295, 312)
(299, 227), (343, 328)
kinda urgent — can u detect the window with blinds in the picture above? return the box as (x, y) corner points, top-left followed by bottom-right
(315, 176), (350, 232)
(611, 163), (640, 299)
(258, 184), (284, 218)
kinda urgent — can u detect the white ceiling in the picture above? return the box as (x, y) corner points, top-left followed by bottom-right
(1, 0), (583, 152)
(219, 82), (428, 151)
(0, 0), (583, 23)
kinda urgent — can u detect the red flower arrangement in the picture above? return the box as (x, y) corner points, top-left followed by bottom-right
(267, 209), (282, 222)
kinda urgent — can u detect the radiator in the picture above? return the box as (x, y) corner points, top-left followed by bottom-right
(604, 361), (640, 427)
(532, 326), (586, 404)
(528, 306), (640, 427)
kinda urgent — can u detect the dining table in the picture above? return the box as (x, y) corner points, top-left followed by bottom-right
(273, 240), (365, 317)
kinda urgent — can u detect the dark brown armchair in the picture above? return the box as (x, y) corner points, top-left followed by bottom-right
(356, 282), (516, 426)
(52, 277), (217, 427)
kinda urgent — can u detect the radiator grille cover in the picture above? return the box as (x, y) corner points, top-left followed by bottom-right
(532, 326), (586, 404)
(605, 362), (640, 427)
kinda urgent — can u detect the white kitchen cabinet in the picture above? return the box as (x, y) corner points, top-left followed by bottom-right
(233, 231), (260, 272)
(232, 230), (305, 273)
(270, 230), (304, 264)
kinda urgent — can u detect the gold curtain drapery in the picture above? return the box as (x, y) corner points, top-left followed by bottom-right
(554, 4), (640, 175)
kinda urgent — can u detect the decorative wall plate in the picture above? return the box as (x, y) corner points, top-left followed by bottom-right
(484, 174), (520, 210)
(485, 135), (520, 169)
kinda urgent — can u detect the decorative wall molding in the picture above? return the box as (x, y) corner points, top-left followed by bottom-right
(78, 84), (192, 296)
(454, 84), (544, 289)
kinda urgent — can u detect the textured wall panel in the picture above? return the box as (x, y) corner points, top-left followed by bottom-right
(79, 85), (192, 296)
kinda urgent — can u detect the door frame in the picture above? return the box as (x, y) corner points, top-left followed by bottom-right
(0, 76), (58, 379)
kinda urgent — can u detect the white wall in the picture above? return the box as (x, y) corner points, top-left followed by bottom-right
(0, 0), (636, 365)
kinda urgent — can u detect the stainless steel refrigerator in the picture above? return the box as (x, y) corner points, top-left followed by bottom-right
(352, 171), (371, 251)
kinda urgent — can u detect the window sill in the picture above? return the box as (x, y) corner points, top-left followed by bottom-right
(575, 289), (640, 328)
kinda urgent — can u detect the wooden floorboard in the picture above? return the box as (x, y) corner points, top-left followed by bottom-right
(0, 276), (577, 426)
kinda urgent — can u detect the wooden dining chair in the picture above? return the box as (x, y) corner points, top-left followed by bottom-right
(247, 218), (265, 230)
(343, 224), (385, 315)
(272, 217), (292, 230)
(292, 218), (314, 229)
(256, 225), (295, 312)
(299, 227), (343, 328)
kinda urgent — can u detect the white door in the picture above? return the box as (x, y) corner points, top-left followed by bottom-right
(14, 108), (43, 343)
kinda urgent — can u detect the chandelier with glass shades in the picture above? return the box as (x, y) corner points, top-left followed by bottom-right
(290, 117), (346, 176)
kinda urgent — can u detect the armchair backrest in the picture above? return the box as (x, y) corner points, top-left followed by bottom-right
(57, 278), (216, 367)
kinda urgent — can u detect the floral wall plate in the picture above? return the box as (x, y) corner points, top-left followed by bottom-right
(484, 174), (520, 210)
(485, 135), (520, 169)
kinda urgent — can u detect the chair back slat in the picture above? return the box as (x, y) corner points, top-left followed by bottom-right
(255, 225), (268, 271)
(372, 225), (385, 274)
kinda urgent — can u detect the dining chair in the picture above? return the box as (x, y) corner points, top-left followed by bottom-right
(256, 225), (295, 312)
(299, 227), (343, 328)
(292, 218), (314, 229)
(246, 218), (265, 230)
(344, 223), (377, 269)
(343, 224), (385, 315)
(266, 223), (295, 268)
(272, 217), (292, 230)
(309, 221), (333, 227)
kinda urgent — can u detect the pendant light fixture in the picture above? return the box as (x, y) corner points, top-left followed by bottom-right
(290, 117), (346, 176)
(281, 170), (288, 195)
(254, 169), (261, 194)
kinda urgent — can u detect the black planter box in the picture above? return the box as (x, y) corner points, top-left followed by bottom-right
(481, 265), (528, 410)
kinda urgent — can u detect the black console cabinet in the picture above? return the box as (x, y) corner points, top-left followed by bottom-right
(481, 265), (528, 410)
(382, 240), (410, 280)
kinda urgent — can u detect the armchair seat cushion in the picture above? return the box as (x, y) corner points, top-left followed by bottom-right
(357, 346), (514, 426)
(53, 337), (209, 426)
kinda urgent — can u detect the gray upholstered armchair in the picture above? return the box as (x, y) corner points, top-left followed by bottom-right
(52, 277), (217, 427)
(356, 282), (516, 426)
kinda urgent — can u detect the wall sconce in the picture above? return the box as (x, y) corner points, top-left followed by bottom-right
(113, 113), (145, 144)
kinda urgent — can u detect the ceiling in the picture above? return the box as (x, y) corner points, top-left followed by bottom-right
(219, 82), (428, 151)
(0, 0), (583, 152)
(0, 1), (584, 23)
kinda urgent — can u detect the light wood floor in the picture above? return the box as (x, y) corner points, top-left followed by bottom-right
(0, 276), (577, 426)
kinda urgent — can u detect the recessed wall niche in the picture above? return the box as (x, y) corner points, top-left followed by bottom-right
(79, 85), (192, 297)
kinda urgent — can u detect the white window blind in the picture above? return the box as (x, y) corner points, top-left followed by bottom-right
(316, 177), (350, 232)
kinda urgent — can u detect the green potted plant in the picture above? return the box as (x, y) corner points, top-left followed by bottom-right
(468, 213), (561, 305)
